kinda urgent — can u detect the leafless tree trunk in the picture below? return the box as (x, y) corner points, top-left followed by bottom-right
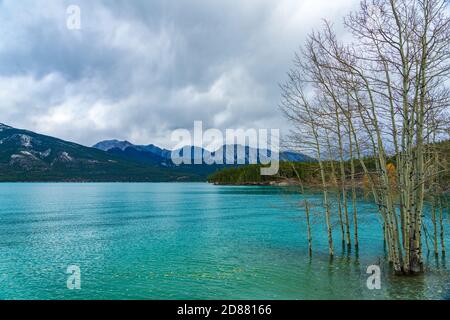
(281, 0), (449, 275)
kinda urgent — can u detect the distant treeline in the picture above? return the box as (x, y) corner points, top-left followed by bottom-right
(208, 159), (377, 186)
(208, 140), (449, 188)
(208, 162), (318, 185)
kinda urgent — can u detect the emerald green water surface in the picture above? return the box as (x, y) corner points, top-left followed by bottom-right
(0, 183), (448, 299)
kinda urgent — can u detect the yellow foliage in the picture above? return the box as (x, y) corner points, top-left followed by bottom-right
(386, 163), (397, 187)
(362, 174), (370, 190)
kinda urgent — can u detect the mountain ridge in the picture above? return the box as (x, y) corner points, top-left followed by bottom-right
(0, 124), (203, 182)
(92, 139), (315, 165)
(0, 124), (314, 182)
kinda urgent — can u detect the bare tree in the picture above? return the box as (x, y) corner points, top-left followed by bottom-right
(281, 0), (449, 274)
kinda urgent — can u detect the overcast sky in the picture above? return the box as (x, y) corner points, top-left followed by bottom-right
(0, 0), (359, 149)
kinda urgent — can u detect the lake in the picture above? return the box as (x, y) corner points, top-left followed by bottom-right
(0, 183), (448, 299)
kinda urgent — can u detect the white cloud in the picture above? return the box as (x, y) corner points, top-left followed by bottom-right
(0, 0), (359, 148)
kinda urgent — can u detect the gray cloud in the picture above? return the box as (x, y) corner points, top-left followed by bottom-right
(0, 0), (359, 149)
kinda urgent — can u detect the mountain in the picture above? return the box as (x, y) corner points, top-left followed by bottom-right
(0, 123), (314, 182)
(92, 139), (134, 152)
(93, 140), (315, 166)
(279, 150), (315, 162)
(0, 124), (203, 182)
(93, 140), (172, 166)
(93, 143), (232, 177)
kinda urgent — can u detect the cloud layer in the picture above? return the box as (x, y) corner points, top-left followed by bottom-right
(0, 0), (358, 148)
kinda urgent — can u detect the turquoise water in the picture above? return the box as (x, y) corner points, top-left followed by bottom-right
(0, 183), (448, 300)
